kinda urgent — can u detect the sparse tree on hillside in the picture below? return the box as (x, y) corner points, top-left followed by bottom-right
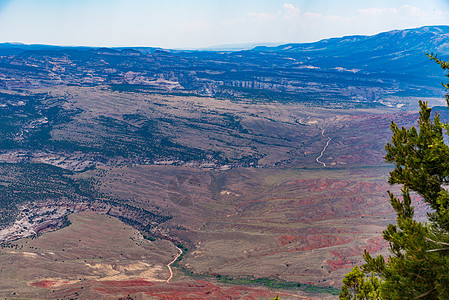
(340, 54), (449, 299)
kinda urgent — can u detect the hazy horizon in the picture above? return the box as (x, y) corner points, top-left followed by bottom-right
(0, 0), (449, 48)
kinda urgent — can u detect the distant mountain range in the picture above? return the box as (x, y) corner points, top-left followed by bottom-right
(254, 25), (449, 73)
(257, 26), (449, 54)
(196, 42), (284, 51)
(0, 26), (448, 107)
(3, 27), (447, 299)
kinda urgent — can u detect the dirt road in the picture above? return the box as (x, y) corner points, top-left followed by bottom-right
(166, 246), (183, 283)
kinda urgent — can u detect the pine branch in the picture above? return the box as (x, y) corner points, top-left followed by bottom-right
(424, 237), (449, 246)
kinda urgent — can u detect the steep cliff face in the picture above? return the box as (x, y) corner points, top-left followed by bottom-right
(1, 26), (447, 104)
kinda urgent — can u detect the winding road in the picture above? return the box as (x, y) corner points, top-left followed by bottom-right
(164, 130), (331, 284)
(166, 246), (183, 283)
(316, 129), (331, 167)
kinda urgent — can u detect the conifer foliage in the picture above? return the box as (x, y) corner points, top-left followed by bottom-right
(340, 54), (449, 299)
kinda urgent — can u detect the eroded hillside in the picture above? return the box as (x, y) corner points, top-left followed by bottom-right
(0, 26), (447, 298)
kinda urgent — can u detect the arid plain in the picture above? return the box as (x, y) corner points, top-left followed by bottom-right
(0, 26), (448, 299)
(0, 84), (432, 299)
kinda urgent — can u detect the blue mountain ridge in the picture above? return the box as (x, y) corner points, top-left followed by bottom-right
(0, 26), (448, 105)
(251, 26), (449, 73)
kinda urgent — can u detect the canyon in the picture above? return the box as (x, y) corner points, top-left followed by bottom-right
(0, 26), (447, 298)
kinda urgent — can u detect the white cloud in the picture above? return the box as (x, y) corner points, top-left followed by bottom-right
(235, 3), (449, 46)
(247, 3), (301, 24)
(248, 11), (280, 23)
(358, 7), (398, 16)
(358, 5), (449, 25)
(282, 3), (300, 21)
(0, 1), (448, 48)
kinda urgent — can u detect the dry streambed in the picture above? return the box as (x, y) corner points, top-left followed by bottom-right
(0, 211), (319, 299)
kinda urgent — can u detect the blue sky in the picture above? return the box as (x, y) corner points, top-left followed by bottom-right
(0, 0), (448, 48)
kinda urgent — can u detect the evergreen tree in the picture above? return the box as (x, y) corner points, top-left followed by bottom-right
(341, 54), (449, 299)
(339, 266), (382, 299)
